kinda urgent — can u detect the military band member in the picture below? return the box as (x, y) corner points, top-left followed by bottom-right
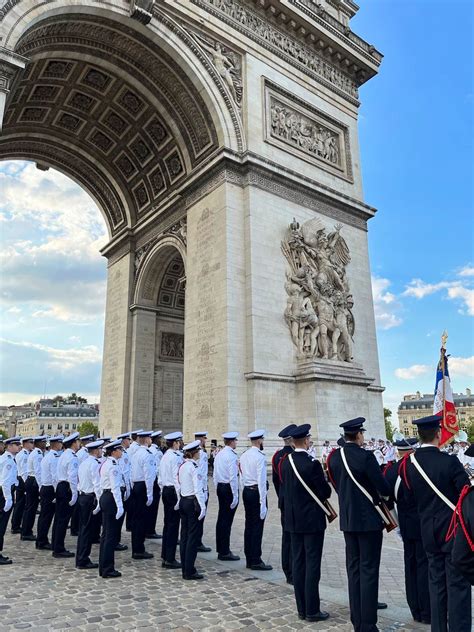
(129, 430), (155, 560)
(99, 440), (124, 578)
(52, 431), (80, 558)
(179, 440), (207, 580)
(450, 444), (474, 585)
(280, 424), (331, 622)
(384, 437), (430, 624)
(213, 431), (240, 561)
(239, 429), (272, 571)
(146, 430), (163, 540)
(327, 417), (390, 632)
(0, 437), (21, 564)
(407, 415), (471, 632)
(36, 435), (63, 550)
(11, 437), (33, 534)
(194, 431), (211, 552)
(272, 424), (296, 584)
(21, 435), (47, 541)
(75, 439), (104, 569)
(159, 431), (183, 568)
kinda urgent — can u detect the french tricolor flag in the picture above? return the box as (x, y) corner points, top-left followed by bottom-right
(433, 347), (459, 446)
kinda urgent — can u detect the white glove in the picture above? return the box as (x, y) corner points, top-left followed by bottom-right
(173, 501), (180, 511)
(115, 507), (124, 520)
(69, 492), (78, 507)
(92, 504), (101, 516)
(204, 489), (209, 503)
(124, 486), (131, 501)
(198, 508), (206, 521)
(3, 497), (13, 512)
(146, 495), (153, 507)
(260, 505), (267, 520)
(230, 498), (238, 510)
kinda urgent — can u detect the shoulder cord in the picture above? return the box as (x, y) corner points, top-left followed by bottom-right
(445, 485), (474, 550)
(287, 454), (331, 517)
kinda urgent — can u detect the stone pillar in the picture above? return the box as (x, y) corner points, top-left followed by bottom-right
(99, 252), (134, 438)
(127, 306), (157, 425)
(0, 49), (27, 131)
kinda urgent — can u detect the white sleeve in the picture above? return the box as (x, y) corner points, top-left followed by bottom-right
(34, 453), (42, 487)
(257, 455), (267, 508)
(193, 465), (206, 513)
(110, 466), (124, 512)
(172, 455), (181, 497)
(68, 456), (79, 494)
(92, 462), (101, 502)
(0, 460), (14, 501)
(229, 454), (239, 503)
(145, 452), (155, 497)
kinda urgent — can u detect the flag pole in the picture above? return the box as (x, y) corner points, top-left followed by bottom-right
(441, 330), (448, 439)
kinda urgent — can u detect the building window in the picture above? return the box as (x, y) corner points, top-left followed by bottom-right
(47, 424), (52, 430)
(65, 424), (69, 430)
(72, 424), (76, 429)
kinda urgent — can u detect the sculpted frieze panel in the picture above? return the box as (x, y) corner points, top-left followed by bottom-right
(160, 333), (184, 361)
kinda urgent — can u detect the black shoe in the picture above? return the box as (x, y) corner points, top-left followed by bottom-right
(250, 562), (273, 571)
(297, 614), (305, 620)
(77, 562), (99, 569)
(102, 570), (121, 578)
(184, 572), (204, 580)
(197, 544), (212, 553)
(306, 612), (330, 622)
(10, 529), (21, 535)
(52, 550), (75, 558)
(132, 552), (154, 560)
(162, 560), (181, 569)
(70, 532), (79, 537)
(377, 602), (388, 610)
(145, 533), (161, 540)
(286, 578), (294, 585)
(20, 534), (36, 541)
(115, 544), (128, 551)
(0, 555), (12, 565)
(218, 553), (240, 561)
(36, 543), (52, 550)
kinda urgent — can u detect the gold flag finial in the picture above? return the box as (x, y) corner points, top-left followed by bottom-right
(441, 330), (448, 349)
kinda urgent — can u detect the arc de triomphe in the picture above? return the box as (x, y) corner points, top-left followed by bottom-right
(0, 0), (385, 442)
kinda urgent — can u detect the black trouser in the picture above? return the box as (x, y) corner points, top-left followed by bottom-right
(0, 487), (14, 552)
(280, 506), (292, 581)
(161, 486), (180, 563)
(52, 481), (73, 554)
(130, 481), (147, 555)
(179, 496), (201, 578)
(197, 494), (208, 546)
(36, 485), (55, 547)
(90, 511), (102, 543)
(99, 490), (119, 576)
(76, 493), (96, 567)
(70, 501), (80, 535)
(291, 531), (325, 617)
(146, 480), (160, 536)
(21, 476), (39, 537)
(344, 530), (383, 632)
(403, 537), (430, 622)
(117, 493), (128, 542)
(243, 486), (265, 566)
(215, 483), (237, 555)
(426, 548), (472, 632)
(11, 477), (25, 531)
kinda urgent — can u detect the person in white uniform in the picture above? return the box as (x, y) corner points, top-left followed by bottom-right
(194, 431), (211, 552)
(159, 431), (184, 568)
(179, 440), (207, 580)
(76, 439), (104, 569)
(52, 432), (81, 558)
(99, 440), (124, 578)
(36, 435), (63, 550)
(0, 437), (21, 564)
(213, 431), (240, 561)
(115, 432), (131, 550)
(146, 430), (163, 540)
(22, 435), (47, 541)
(11, 436), (33, 534)
(129, 430), (155, 560)
(239, 429), (272, 571)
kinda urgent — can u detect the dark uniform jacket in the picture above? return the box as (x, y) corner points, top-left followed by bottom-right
(272, 445), (293, 509)
(407, 446), (470, 554)
(384, 457), (422, 540)
(327, 442), (390, 532)
(451, 486), (474, 585)
(280, 450), (331, 533)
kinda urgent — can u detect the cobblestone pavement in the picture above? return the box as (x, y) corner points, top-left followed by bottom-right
(0, 482), (440, 631)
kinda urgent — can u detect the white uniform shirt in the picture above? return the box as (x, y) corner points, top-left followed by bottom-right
(57, 448), (79, 494)
(198, 449), (209, 492)
(158, 448), (183, 498)
(15, 448), (30, 482)
(179, 459), (206, 513)
(100, 457), (123, 512)
(78, 455), (102, 501)
(239, 446), (267, 509)
(213, 445), (239, 505)
(27, 447), (43, 485)
(130, 445), (155, 497)
(148, 444), (163, 481)
(128, 441), (140, 458)
(0, 452), (18, 500)
(119, 447), (131, 490)
(76, 446), (89, 464)
(41, 450), (61, 488)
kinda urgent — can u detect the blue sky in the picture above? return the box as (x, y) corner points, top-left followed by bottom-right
(1, 1), (473, 424)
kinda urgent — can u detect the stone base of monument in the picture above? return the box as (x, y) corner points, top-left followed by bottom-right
(295, 357), (374, 387)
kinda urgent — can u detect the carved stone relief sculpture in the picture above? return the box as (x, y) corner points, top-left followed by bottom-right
(160, 332), (184, 361)
(281, 217), (354, 362)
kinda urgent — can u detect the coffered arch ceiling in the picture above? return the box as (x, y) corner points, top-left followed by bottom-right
(0, 13), (223, 236)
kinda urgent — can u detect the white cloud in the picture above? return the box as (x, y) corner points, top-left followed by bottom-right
(403, 279), (452, 299)
(448, 356), (474, 379)
(403, 277), (474, 316)
(371, 276), (403, 329)
(0, 338), (101, 371)
(458, 266), (474, 277)
(394, 364), (432, 380)
(446, 285), (474, 316)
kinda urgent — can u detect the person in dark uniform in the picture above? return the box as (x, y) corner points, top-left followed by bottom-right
(327, 417), (390, 632)
(450, 444), (474, 584)
(384, 437), (430, 624)
(271, 423), (296, 584)
(407, 415), (471, 632)
(280, 424), (331, 622)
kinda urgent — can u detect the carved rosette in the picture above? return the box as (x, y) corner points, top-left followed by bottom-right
(281, 217), (355, 362)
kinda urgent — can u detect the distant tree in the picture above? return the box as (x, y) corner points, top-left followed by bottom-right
(384, 407), (394, 441)
(65, 392), (88, 404)
(467, 418), (474, 443)
(0, 430), (6, 439)
(77, 421), (99, 437)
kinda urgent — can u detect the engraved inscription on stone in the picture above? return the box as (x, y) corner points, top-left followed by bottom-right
(153, 366), (183, 429)
(160, 332), (184, 361)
